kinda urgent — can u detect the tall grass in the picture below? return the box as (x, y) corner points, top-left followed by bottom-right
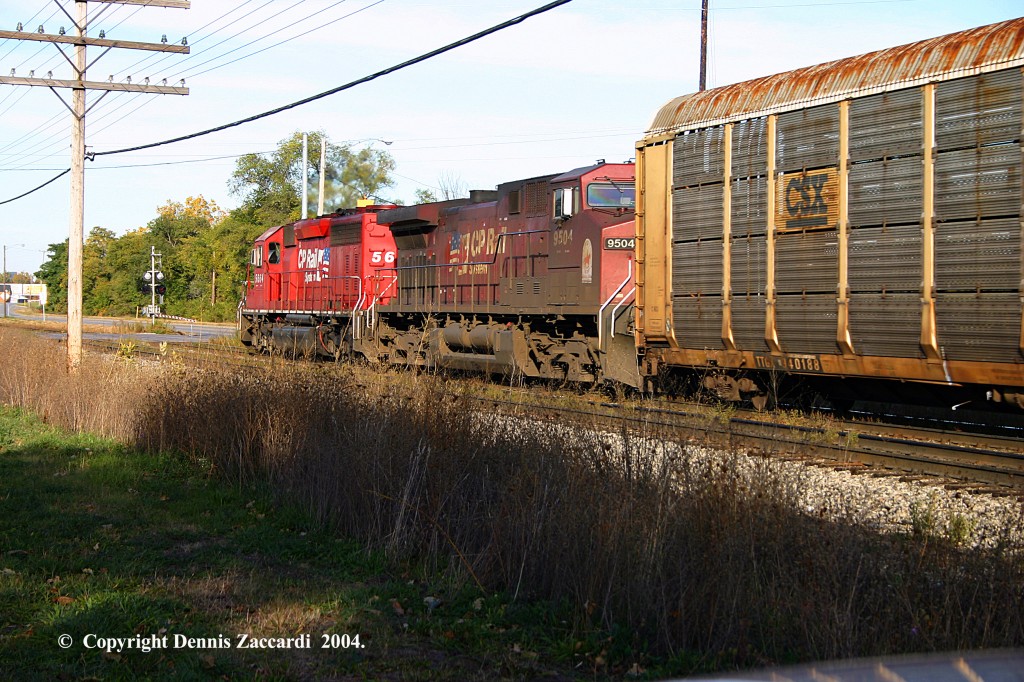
(2, 325), (1023, 670)
(0, 327), (143, 438)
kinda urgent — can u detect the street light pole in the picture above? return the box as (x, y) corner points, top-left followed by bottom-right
(699, 0), (709, 92)
(2, 243), (25, 317)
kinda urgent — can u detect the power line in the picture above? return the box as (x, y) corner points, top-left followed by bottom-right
(176, 1), (384, 81)
(0, 0), (575, 204)
(0, 2), (64, 58)
(92, 0), (573, 158)
(105, 0), (267, 79)
(0, 149), (276, 171)
(0, 0), (373, 169)
(0, 168), (69, 206)
(0, 3), (131, 165)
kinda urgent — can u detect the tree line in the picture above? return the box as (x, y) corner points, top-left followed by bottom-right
(35, 131), (396, 321)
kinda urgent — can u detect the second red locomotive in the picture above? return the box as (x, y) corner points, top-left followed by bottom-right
(240, 162), (639, 385)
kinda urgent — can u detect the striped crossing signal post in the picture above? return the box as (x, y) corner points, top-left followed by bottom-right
(143, 246), (165, 318)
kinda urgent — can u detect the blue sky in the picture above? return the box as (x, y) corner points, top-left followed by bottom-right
(0, 0), (1020, 275)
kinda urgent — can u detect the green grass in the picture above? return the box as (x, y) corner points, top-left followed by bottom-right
(0, 408), (589, 681)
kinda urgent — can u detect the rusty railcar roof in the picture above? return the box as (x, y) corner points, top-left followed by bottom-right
(644, 17), (1024, 139)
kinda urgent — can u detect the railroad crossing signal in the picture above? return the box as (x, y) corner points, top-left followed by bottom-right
(144, 246), (165, 316)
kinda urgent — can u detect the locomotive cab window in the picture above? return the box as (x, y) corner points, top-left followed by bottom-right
(553, 187), (579, 220)
(268, 242), (281, 264)
(251, 247), (263, 268)
(587, 182), (635, 209)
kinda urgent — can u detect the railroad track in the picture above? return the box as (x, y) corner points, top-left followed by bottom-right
(81, 336), (262, 369)
(467, 392), (1024, 494)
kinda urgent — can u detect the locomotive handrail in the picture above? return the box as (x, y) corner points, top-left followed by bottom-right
(598, 258), (632, 353)
(335, 275), (362, 314)
(251, 270), (375, 315)
(333, 275), (363, 340)
(366, 275), (399, 329)
(609, 286), (636, 338)
(375, 229), (547, 307)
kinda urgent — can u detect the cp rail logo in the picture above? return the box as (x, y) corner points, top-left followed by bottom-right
(777, 168), (838, 231)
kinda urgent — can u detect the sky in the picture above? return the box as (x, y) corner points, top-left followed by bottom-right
(0, 0), (1021, 276)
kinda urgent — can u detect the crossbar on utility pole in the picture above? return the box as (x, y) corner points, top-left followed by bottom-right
(0, 76), (189, 95)
(0, 30), (190, 52)
(0, 0), (189, 371)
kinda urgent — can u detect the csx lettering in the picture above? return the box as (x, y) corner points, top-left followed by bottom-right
(785, 173), (828, 217)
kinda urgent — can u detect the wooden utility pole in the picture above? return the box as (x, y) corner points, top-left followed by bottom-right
(699, 0), (709, 91)
(0, 0), (189, 371)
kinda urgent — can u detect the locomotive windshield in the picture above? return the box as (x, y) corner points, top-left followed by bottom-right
(587, 182), (635, 209)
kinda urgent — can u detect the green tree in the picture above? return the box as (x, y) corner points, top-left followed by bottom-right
(82, 227), (117, 313)
(31, 130), (398, 323)
(173, 211), (264, 320)
(228, 131), (395, 227)
(35, 240), (69, 312)
(414, 188), (438, 203)
(102, 228), (155, 316)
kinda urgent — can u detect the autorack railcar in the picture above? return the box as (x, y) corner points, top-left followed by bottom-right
(633, 17), (1024, 410)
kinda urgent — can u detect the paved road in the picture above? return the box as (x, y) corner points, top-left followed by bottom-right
(3, 304), (237, 344)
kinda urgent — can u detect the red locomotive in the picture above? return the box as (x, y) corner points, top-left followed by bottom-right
(240, 162), (639, 385)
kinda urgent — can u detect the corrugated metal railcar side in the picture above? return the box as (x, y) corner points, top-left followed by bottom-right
(635, 18), (1024, 404)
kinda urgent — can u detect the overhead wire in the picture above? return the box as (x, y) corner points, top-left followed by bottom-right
(93, 0), (575, 158)
(168, 0), (380, 81)
(85, 1), (378, 143)
(0, 2), (64, 59)
(0, 1), (138, 165)
(0, 0), (576, 204)
(105, 0), (266, 79)
(161, 0), (312, 76)
(0, 0), (360, 168)
(0, 168), (69, 206)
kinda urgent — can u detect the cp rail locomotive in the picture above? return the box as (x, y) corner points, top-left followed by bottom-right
(242, 17), (1024, 411)
(240, 163), (641, 386)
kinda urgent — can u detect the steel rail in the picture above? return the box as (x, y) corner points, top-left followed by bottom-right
(464, 393), (1024, 493)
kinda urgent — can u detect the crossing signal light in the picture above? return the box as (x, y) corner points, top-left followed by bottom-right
(155, 284), (166, 296)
